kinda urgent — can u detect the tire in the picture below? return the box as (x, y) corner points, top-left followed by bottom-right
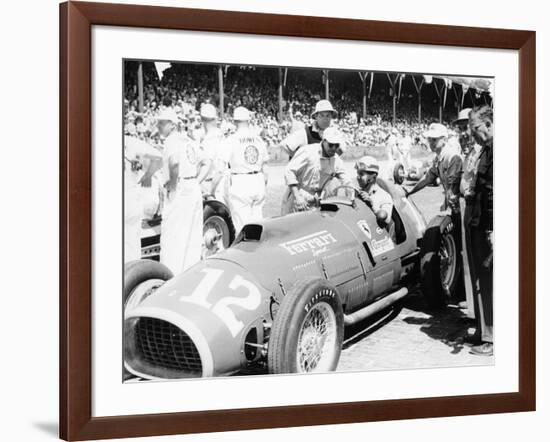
(420, 216), (461, 309)
(268, 278), (344, 374)
(124, 259), (173, 308)
(393, 163), (406, 185)
(203, 201), (236, 257)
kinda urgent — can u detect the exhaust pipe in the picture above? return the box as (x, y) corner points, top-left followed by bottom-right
(344, 287), (408, 326)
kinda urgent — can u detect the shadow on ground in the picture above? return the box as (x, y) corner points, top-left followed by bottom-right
(400, 291), (476, 355)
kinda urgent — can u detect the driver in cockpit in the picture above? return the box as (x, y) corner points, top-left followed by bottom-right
(355, 156), (393, 227)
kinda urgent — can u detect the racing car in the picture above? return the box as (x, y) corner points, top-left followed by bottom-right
(407, 159), (428, 181)
(123, 179), (460, 379)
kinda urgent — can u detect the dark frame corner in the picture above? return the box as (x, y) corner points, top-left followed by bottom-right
(59, 1), (536, 440)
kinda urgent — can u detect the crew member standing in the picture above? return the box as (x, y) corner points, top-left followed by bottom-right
(277, 99), (338, 159)
(158, 108), (211, 274)
(453, 108), (482, 319)
(198, 103), (227, 203)
(282, 127), (352, 214)
(467, 106), (494, 356)
(406, 123), (463, 251)
(223, 106), (268, 234)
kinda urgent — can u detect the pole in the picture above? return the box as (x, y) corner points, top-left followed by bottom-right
(387, 73), (398, 125)
(433, 79), (443, 123)
(418, 91), (422, 123)
(137, 62), (144, 113)
(412, 76), (424, 124)
(362, 74), (367, 120)
(358, 72), (368, 120)
(324, 70), (330, 100)
(218, 65), (224, 119)
(278, 68), (284, 123)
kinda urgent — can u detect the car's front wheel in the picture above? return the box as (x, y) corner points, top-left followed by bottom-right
(268, 278), (344, 374)
(123, 260), (173, 381)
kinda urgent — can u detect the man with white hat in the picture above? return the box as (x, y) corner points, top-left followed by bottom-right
(157, 108), (211, 274)
(278, 99), (338, 159)
(407, 122), (464, 299)
(282, 126), (352, 214)
(406, 122), (462, 214)
(355, 156), (393, 226)
(220, 106), (268, 233)
(197, 103), (228, 203)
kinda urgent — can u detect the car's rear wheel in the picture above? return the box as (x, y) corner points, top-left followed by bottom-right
(268, 278), (344, 374)
(420, 216), (461, 309)
(203, 202), (235, 257)
(393, 163), (406, 185)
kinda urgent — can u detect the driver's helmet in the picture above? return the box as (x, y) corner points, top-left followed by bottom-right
(355, 156), (380, 174)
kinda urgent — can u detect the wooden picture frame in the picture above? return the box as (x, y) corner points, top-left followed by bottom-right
(59, 1), (536, 440)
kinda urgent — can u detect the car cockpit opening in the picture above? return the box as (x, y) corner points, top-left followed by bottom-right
(236, 224), (263, 242)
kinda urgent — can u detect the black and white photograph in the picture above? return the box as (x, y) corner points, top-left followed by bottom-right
(122, 59), (494, 381)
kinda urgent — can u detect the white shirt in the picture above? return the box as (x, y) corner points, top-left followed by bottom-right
(223, 128), (268, 174)
(200, 127), (225, 179)
(162, 131), (204, 183)
(363, 183), (393, 214)
(284, 143), (351, 194)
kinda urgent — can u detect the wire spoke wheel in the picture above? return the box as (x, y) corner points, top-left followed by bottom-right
(296, 301), (338, 373)
(203, 215), (230, 257)
(439, 233), (457, 293)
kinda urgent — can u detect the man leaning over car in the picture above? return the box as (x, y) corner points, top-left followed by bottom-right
(282, 127), (352, 214)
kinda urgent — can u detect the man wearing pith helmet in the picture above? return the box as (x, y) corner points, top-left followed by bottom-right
(282, 126), (351, 214)
(355, 156), (393, 226)
(278, 99), (338, 159)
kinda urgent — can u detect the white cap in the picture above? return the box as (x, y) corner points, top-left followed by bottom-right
(233, 106), (250, 121)
(322, 127), (344, 145)
(200, 103), (218, 120)
(355, 156), (380, 173)
(424, 123), (448, 139)
(312, 99), (337, 117)
(453, 108), (472, 124)
(156, 108), (179, 124)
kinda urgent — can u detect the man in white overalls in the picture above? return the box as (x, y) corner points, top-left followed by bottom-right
(223, 106), (268, 234)
(158, 108), (211, 275)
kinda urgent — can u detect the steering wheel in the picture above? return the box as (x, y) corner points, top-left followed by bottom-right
(324, 185), (359, 200)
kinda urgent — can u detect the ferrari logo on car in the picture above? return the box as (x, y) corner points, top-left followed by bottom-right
(357, 220), (371, 239)
(279, 230), (337, 256)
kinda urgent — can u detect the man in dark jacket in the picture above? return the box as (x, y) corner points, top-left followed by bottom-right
(467, 105), (494, 356)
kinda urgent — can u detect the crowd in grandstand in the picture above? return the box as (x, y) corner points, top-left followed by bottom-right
(123, 63), (470, 157)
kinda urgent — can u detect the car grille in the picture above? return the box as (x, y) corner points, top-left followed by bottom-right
(133, 317), (202, 375)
